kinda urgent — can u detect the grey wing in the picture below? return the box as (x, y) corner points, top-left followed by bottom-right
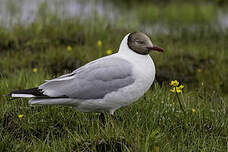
(39, 57), (135, 99)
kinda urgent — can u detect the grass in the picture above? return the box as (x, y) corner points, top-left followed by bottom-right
(0, 1), (228, 151)
(136, 3), (217, 24)
(110, 0), (228, 6)
(0, 78), (227, 151)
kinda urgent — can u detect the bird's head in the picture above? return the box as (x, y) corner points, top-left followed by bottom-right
(127, 32), (164, 55)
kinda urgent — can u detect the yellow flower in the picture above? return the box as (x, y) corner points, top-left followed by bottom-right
(170, 86), (183, 93)
(170, 80), (179, 87)
(170, 87), (176, 93)
(197, 69), (202, 73)
(106, 49), (113, 55)
(18, 114), (23, 119)
(32, 68), (38, 73)
(97, 40), (102, 47)
(66, 45), (72, 51)
(192, 108), (196, 113)
(177, 85), (184, 89)
(176, 89), (182, 93)
(170, 81), (184, 93)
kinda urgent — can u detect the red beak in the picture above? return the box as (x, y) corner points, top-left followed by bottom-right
(147, 45), (164, 52)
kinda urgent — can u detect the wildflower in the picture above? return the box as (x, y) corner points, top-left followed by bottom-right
(169, 81), (185, 113)
(170, 86), (183, 93)
(178, 85), (184, 89)
(170, 80), (184, 93)
(66, 45), (72, 51)
(106, 49), (113, 55)
(170, 80), (179, 87)
(97, 40), (102, 47)
(18, 114), (23, 119)
(32, 68), (38, 73)
(170, 87), (175, 93)
(197, 69), (202, 73)
(192, 108), (196, 113)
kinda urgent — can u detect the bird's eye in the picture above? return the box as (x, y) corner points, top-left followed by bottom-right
(136, 40), (144, 44)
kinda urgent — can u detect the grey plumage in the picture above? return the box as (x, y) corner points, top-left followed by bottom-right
(39, 57), (135, 100)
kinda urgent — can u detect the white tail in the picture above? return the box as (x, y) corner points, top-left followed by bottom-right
(11, 94), (36, 98)
(29, 98), (75, 105)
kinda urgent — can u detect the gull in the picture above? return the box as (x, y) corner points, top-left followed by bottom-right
(7, 32), (163, 120)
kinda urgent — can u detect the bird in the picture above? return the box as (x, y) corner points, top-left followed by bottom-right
(7, 32), (163, 121)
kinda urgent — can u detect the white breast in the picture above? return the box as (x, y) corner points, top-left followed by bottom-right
(75, 34), (156, 114)
(100, 48), (155, 113)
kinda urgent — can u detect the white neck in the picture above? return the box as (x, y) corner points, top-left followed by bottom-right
(117, 33), (151, 62)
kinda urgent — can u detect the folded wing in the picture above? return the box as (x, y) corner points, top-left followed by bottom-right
(39, 57), (135, 100)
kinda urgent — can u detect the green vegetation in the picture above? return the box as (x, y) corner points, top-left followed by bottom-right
(0, 1), (227, 151)
(137, 3), (217, 24)
(111, 0), (228, 6)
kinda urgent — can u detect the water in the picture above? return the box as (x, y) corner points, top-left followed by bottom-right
(0, 0), (228, 32)
(0, 0), (118, 25)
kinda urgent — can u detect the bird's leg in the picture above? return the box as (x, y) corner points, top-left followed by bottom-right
(99, 112), (105, 124)
(110, 114), (114, 120)
(109, 114), (114, 127)
(99, 113), (114, 127)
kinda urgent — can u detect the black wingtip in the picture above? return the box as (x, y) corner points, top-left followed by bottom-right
(4, 93), (12, 97)
(5, 87), (47, 97)
(3, 93), (18, 100)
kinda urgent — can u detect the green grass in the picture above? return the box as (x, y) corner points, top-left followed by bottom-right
(136, 3), (217, 24)
(0, 1), (228, 151)
(0, 77), (227, 151)
(110, 0), (228, 6)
